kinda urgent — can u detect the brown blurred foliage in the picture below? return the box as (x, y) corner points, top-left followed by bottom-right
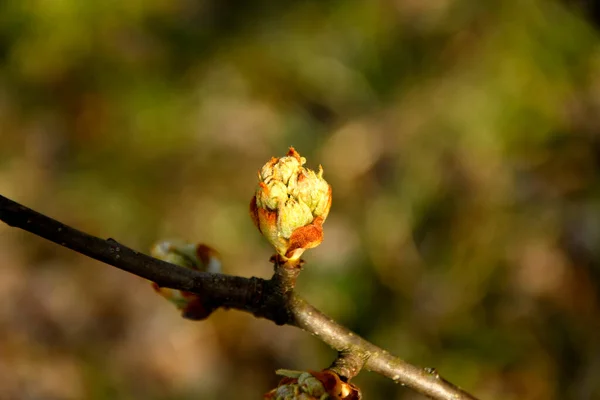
(2, 1), (600, 399)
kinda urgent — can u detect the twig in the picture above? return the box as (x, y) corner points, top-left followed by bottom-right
(328, 350), (367, 381)
(270, 254), (304, 294)
(0, 194), (479, 400)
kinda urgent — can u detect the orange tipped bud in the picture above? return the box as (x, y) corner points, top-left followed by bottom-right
(264, 370), (361, 400)
(250, 147), (332, 260)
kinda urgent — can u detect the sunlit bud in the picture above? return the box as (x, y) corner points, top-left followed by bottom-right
(264, 370), (361, 400)
(150, 240), (221, 320)
(250, 147), (332, 260)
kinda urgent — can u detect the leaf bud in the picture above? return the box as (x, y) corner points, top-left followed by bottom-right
(150, 240), (221, 320)
(250, 147), (332, 260)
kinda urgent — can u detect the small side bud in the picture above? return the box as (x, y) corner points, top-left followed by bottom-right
(250, 147), (332, 260)
(150, 240), (221, 320)
(264, 370), (361, 400)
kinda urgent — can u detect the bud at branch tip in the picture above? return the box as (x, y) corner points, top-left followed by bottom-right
(250, 147), (332, 260)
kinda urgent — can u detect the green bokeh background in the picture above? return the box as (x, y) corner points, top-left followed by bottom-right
(2, 1), (600, 399)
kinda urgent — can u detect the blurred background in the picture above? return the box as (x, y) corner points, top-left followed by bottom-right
(2, 0), (600, 399)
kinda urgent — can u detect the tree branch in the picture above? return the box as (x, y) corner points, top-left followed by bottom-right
(0, 194), (479, 400)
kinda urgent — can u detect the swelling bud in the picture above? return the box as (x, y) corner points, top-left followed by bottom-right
(250, 147), (332, 260)
(264, 369), (361, 400)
